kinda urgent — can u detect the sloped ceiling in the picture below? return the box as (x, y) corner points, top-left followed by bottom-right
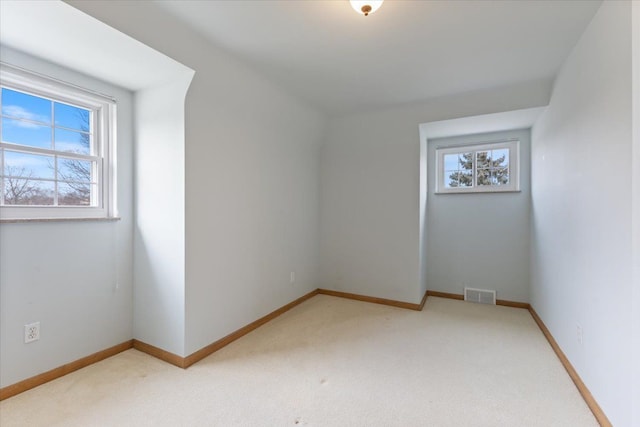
(155, 0), (602, 114)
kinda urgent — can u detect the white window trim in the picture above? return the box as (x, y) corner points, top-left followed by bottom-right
(0, 63), (117, 220)
(435, 139), (520, 194)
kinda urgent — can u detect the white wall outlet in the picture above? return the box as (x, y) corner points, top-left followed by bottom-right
(24, 322), (40, 343)
(576, 323), (583, 345)
(290, 271), (295, 284)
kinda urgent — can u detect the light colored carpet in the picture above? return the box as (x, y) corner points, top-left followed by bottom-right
(0, 295), (597, 426)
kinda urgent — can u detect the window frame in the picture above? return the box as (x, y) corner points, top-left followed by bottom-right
(0, 63), (117, 220)
(435, 139), (520, 194)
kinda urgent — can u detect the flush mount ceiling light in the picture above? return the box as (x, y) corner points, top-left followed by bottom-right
(350, 0), (384, 16)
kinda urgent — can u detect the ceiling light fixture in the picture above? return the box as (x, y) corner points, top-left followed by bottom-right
(350, 0), (384, 17)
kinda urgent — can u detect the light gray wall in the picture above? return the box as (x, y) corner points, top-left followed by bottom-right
(0, 47), (134, 387)
(632, 4), (640, 425)
(531, 2), (633, 425)
(183, 70), (325, 355)
(68, 1), (327, 356)
(426, 129), (530, 303)
(320, 81), (550, 304)
(133, 74), (193, 357)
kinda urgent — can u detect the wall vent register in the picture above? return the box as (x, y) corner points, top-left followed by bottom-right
(464, 287), (497, 305)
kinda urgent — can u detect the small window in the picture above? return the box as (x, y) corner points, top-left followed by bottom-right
(0, 64), (116, 220)
(435, 140), (519, 193)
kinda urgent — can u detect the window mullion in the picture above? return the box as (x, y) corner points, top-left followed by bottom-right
(0, 63), (114, 218)
(51, 100), (57, 206)
(435, 140), (520, 194)
(50, 99), (55, 150)
(53, 156), (58, 206)
(472, 150), (477, 188)
(0, 143), (99, 162)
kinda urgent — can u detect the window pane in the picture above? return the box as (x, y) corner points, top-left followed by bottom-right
(55, 128), (90, 155)
(58, 182), (91, 206)
(477, 168), (491, 186)
(459, 169), (473, 187)
(445, 169), (473, 188)
(458, 153), (473, 171)
(493, 168), (509, 185)
(436, 142), (518, 193)
(444, 171), (459, 188)
(476, 151), (490, 168)
(4, 150), (55, 180)
(3, 178), (54, 205)
(54, 102), (90, 132)
(491, 149), (509, 168)
(1, 118), (52, 149)
(1, 88), (51, 124)
(444, 154), (460, 171)
(58, 157), (92, 183)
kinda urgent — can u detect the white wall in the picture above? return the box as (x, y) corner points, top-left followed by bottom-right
(531, 2), (633, 425)
(320, 81), (550, 304)
(183, 71), (325, 355)
(0, 47), (134, 387)
(632, 3), (640, 425)
(426, 129), (530, 303)
(67, 1), (327, 356)
(134, 75), (193, 356)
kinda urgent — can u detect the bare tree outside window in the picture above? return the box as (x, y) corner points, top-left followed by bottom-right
(55, 111), (91, 206)
(3, 166), (53, 205)
(2, 109), (92, 206)
(1, 71), (114, 219)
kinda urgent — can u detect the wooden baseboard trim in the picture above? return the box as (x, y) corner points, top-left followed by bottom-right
(132, 339), (185, 369)
(425, 290), (530, 309)
(135, 290), (321, 369)
(496, 299), (530, 309)
(183, 288), (320, 367)
(317, 289), (427, 311)
(426, 290), (464, 301)
(0, 339), (133, 401)
(2, 289), (608, 427)
(1, 290), (322, 400)
(427, 290), (609, 424)
(528, 307), (611, 427)
(417, 289), (429, 311)
(143, 288), (428, 368)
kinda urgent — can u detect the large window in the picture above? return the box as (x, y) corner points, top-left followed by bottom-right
(0, 64), (116, 220)
(435, 140), (520, 193)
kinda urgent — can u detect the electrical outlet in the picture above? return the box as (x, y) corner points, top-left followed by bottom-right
(576, 323), (583, 345)
(24, 322), (40, 343)
(290, 271), (295, 284)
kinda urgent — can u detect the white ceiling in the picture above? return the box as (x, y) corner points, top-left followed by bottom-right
(155, 0), (602, 115)
(0, 1), (191, 92)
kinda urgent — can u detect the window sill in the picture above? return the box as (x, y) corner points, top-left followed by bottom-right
(435, 189), (521, 195)
(0, 217), (121, 224)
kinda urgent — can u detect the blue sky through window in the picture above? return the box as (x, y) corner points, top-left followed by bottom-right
(1, 88), (51, 124)
(2, 87), (92, 180)
(55, 102), (89, 131)
(2, 87), (94, 206)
